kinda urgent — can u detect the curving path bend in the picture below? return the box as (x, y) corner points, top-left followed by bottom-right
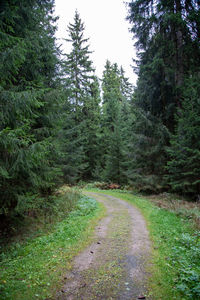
(56, 192), (152, 300)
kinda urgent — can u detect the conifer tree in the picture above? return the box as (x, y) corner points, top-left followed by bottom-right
(166, 78), (200, 197)
(104, 106), (130, 184)
(84, 77), (101, 179)
(0, 0), (62, 216)
(100, 61), (133, 183)
(62, 10), (95, 114)
(127, 0), (200, 126)
(100, 61), (122, 179)
(126, 0), (200, 193)
(126, 107), (169, 192)
(61, 11), (101, 181)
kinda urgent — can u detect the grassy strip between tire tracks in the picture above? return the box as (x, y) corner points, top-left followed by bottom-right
(84, 188), (200, 300)
(0, 195), (105, 300)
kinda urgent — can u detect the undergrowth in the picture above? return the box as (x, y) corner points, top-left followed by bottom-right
(0, 186), (80, 244)
(0, 194), (103, 300)
(147, 193), (200, 229)
(85, 188), (200, 300)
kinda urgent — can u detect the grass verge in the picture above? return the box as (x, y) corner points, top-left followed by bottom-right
(84, 188), (200, 300)
(0, 194), (105, 300)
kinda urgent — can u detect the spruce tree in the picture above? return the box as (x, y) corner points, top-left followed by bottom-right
(127, 0), (200, 126)
(61, 11), (101, 182)
(84, 77), (101, 179)
(126, 0), (200, 193)
(62, 10), (95, 113)
(0, 0), (62, 216)
(166, 78), (200, 197)
(126, 107), (169, 192)
(100, 61), (133, 183)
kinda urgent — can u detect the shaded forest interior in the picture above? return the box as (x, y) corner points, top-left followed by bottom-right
(0, 0), (200, 225)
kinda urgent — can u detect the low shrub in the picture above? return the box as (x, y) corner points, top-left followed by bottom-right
(0, 186), (81, 243)
(15, 186), (80, 218)
(84, 182), (121, 190)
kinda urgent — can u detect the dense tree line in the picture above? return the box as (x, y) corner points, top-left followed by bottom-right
(0, 0), (200, 221)
(126, 0), (200, 197)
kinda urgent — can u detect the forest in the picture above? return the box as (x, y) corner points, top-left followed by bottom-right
(1, 0), (199, 221)
(0, 1), (200, 299)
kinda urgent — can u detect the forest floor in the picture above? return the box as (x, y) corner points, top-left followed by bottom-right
(56, 192), (151, 300)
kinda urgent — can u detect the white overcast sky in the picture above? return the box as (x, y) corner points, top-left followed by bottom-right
(54, 0), (137, 85)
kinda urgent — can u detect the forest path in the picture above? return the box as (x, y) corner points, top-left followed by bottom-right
(56, 192), (151, 300)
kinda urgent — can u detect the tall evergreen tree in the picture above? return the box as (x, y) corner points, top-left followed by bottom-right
(61, 11), (101, 182)
(99, 61), (133, 183)
(126, 107), (169, 192)
(62, 10), (95, 114)
(0, 0), (62, 216)
(84, 77), (101, 178)
(166, 78), (200, 198)
(127, 0), (200, 124)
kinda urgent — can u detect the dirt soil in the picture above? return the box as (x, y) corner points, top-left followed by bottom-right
(56, 192), (152, 300)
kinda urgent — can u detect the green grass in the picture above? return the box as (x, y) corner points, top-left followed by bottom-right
(0, 195), (105, 300)
(84, 188), (200, 299)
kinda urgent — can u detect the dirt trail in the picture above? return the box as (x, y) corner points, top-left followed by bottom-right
(56, 192), (151, 300)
